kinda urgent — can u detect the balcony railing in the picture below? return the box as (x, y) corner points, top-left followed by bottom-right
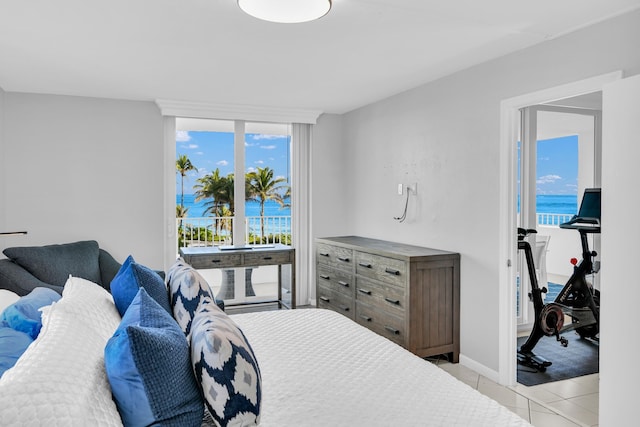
(536, 212), (574, 226)
(177, 216), (291, 247)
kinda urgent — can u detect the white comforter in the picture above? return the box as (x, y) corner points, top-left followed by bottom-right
(231, 309), (531, 427)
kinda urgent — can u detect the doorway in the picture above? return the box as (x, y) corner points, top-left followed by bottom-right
(498, 71), (621, 387)
(517, 104), (602, 330)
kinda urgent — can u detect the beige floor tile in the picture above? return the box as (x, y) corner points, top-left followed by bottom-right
(547, 399), (599, 426)
(530, 410), (583, 427)
(567, 393), (599, 415)
(436, 362), (480, 389)
(511, 383), (566, 403)
(477, 376), (530, 409)
(538, 378), (594, 400)
(530, 401), (556, 414)
(506, 404), (531, 422)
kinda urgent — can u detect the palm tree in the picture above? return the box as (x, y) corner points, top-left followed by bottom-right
(176, 154), (196, 211)
(176, 205), (189, 218)
(246, 167), (287, 239)
(194, 169), (233, 217)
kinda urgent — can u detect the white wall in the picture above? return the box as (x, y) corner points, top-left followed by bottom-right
(0, 93), (165, 270)
(0, 86), (6, 234)
(600, 73), (640, 427)
(312, 10), (640, 372)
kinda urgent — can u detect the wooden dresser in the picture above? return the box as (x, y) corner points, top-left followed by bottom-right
(315, 236), (460, 362)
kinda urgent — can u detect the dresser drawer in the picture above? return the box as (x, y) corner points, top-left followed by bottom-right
(317, 266), (353, 298)
(356, 301), (405, 346)
(355, 276), (405, 316)
(185, 253), (242, 269)
(243, 250), (292, 266)
(317, 286), (354, 319)
(316, 243), (354, 272)
(355, 252), (406, 288)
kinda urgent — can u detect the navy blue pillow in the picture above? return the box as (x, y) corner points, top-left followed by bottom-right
(110, 256), (171, 317)
(0, 326), (33, 377)
(0, 287), (61, 339)
(190, 301), (261, 426)
(104, 288), (203, 426)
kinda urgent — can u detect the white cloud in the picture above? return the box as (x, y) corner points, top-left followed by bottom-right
(216, 160), (228, 166)
(260, 145), (277, 150)
(255, 160), (264, 165)
(188, 144), (198, 149)
(537, 174), (562, 184)
(176, 130), (191, 142)
(252, 134), (281, 140)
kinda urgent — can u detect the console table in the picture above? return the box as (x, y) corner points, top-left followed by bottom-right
(179, 244), (296, 309)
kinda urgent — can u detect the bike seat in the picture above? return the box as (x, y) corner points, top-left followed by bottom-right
(517, 227), (537, 240)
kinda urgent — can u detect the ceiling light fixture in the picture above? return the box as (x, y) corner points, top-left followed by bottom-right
(238, 0), (332, 24)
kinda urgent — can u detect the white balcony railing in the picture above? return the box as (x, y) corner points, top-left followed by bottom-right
(177, 216), (291, 247)
(536, 212), (574, 226)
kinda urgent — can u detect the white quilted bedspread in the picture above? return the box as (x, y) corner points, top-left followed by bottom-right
(0, 278), (123, 427)
(231, 309), (532, 427)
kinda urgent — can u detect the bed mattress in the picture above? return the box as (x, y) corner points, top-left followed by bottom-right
(230, 308), (531, 427)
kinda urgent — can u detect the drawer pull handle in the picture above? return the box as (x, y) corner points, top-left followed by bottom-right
(319, 252), (330, 257)
(358, 288), (372, 295)
(337, 256), (350, 262)
(384, 326), (400, 335)
(320, 274), (330, 280)
(338, 281), (349, 287)
(359, 315), (372, 322)
(339, 305), (350, 312)
(263, 256), (273, 260)
(211, 259), (221, 263)
(385, 268), (400, 276)
(320, 296), (330, 302)
(385, 297), (400, 305)
(358, 262), (372, 268)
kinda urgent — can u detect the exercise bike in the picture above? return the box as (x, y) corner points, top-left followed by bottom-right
(517, 188), (601, 372)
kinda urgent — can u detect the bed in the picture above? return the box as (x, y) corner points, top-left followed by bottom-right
(0, 260), (531, 427)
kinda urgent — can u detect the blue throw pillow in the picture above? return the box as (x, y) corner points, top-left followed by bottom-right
(0, 287), (61, 339)
(0, 326), (34, 378)
(104, 288), (204, 427)
(110, 256), (171, 317)
(191, 300), (261, 426)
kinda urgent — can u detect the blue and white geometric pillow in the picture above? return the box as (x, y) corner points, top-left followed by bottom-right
(167, 258), (216, 336)
(190, 300), (261, 427)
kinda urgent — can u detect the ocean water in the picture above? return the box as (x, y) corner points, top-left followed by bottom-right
(535, 194), (577, 214)
(177, 194), (290, 218)
(178, 193), (577, 218)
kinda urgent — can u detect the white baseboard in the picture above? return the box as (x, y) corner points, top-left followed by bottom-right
(459, 354), (500, 383)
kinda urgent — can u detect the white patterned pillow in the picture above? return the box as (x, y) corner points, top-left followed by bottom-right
(167, 258), (216, 335)
(190, 300), (261, 427)
(0, 279), (123, 426)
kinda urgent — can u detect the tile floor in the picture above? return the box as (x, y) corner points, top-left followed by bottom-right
(432, 359), (599, 427)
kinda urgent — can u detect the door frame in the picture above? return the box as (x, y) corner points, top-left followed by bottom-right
(497, 71), (622, 385)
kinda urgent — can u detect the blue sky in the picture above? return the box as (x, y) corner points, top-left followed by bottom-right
(176, 130), (291, 194)
(518, 135), (579, 195)
(536, 135), (578, 195)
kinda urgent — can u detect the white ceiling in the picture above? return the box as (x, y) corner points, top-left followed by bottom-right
(1, 0), (639, 114)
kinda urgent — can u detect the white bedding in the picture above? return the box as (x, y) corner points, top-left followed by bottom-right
(231, 309), (531, 427)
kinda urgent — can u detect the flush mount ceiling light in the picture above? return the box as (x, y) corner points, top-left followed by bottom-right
(238, 0), (332, 24)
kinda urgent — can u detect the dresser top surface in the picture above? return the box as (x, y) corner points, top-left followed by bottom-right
(316, 236), (459, 259)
